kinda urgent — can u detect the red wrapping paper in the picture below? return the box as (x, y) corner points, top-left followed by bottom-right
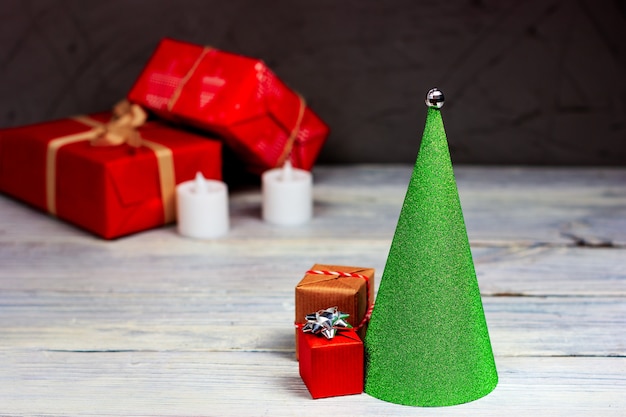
(127, 38), (329, 174)
(298, 327), (364, 399)
(0, 112), (222, 239)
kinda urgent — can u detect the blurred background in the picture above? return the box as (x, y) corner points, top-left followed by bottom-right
(1, 0), (624, 165)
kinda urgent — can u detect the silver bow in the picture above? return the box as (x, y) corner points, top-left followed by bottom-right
(302, 306), (352, 339)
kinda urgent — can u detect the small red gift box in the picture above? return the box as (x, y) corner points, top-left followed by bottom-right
(0, 110), (221, 239)
(298, 327), (364, 399)
(127, 38), (329, 174)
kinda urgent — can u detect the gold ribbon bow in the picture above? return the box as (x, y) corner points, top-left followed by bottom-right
(46, 101), (176, 223)
(83, 99), (148, 147)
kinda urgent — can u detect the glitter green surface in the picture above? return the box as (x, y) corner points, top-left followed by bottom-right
(364, 107), (498, 406)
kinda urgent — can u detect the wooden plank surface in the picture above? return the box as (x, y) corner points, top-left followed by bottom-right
(1, 353), (624, 417)
(0, 165), (625, 416)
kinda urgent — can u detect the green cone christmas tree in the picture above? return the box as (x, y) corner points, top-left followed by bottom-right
(364, 89), (498, 406)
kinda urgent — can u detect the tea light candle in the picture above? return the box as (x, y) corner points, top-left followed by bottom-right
(176, 172), (229, 239)
(262, 161), (313, 225)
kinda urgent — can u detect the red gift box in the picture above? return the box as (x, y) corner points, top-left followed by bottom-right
(0, 110), (222, 239)
(127, 38), (329, 174)
(298, 327), (364, 399)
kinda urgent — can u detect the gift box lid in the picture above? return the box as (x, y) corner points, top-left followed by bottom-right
(297, 264), (374, 286)
(300, 328), (363, 349)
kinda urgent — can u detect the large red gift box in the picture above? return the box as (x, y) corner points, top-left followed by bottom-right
(298, 327), (364, 399)
(0, 111), (221, 239)
(127, 38), (329, 174)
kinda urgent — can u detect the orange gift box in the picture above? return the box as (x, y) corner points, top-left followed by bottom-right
(127, 38), (329, 174)
(295, 264), (375, 359)
(298, 328), (364, 399)
(0, 111), (221, 239)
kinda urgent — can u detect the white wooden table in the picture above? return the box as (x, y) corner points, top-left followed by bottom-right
(1, 165), (625, 416)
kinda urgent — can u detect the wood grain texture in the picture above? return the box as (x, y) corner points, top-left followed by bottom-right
(0, 166), (625, 415)
(1, 353), (625, 416)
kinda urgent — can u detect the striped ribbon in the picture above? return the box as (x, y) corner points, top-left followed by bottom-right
(305, 269), (374, 330)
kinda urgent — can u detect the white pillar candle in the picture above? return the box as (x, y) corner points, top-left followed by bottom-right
(262, 161), (313, 226)
(176, 172), (229, 239)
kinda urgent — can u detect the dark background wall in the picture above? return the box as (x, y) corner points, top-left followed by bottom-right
(1, 0), (625, 165)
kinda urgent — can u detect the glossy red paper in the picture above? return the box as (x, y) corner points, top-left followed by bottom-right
(127, 38), (329, 174)
(0, 112), (222, 239)
(298, 327), (364, 399)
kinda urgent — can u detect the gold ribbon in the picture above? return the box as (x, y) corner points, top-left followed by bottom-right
(166, 46), (213, 112)
(276, 94), (306, 167)
(161, 45), (306, 169)
(45, 101), (176, 223)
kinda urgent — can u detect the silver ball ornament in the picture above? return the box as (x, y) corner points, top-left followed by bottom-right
(425, 88), (444, 109)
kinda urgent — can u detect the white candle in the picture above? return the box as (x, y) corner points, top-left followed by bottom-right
(262, 161), (313, 225)
(176, 172), (229, 239)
